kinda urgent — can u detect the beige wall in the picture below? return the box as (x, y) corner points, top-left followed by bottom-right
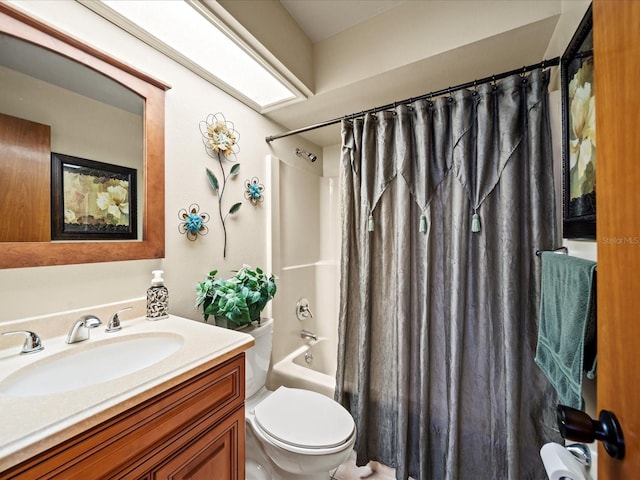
(315, 1), (564, 93)
(0, 0), (321, 324)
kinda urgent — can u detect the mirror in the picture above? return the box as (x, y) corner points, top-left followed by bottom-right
(0, 3), (169, 268)
(0, 34), (144, 242)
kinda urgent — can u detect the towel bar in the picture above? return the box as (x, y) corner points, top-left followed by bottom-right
(535, 246), (569, 256)
(535, 247), (597, 271)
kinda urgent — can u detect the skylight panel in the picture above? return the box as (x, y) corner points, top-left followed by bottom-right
(99, 0), (297, 109)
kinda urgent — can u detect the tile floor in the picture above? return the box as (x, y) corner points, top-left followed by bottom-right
(331, 450), (404, 480)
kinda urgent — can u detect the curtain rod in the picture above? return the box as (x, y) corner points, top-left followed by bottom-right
(265, 57), (560, 143)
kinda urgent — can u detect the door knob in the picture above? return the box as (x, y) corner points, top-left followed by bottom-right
(557, 404), (625, 459)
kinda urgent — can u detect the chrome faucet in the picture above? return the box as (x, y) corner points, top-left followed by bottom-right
(1, 330), (44, 354)
(300, 329), (318, 341)
(66, 315), (102, 344)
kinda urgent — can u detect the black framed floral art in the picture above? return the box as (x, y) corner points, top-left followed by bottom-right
(562, 4), (595, 239)
(51, 152), (137, 240)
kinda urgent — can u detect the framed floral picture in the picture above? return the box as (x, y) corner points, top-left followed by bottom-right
(51, 153), (137, 240)
(562, 4), (595, 239)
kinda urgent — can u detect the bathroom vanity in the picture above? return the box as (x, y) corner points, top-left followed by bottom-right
(0, 301), (254, 479)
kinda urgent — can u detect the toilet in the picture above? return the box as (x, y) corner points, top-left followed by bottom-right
(244, 318), (356, 480)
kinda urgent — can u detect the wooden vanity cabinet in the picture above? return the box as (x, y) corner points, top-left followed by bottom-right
(1, 354), (246, 480)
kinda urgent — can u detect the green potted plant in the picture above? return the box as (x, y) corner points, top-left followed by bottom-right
(196, 265), (277, 329)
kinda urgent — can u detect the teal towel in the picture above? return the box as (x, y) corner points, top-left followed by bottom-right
(534, 252), (597, 410)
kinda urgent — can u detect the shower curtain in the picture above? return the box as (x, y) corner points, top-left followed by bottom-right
(335, 69), (560, 480)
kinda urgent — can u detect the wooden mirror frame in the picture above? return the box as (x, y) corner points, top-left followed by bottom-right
(0, 4), (169, 268)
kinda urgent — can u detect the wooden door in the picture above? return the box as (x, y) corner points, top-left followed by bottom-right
(0, 113), (51, 242)
(594, 0), (640, 477)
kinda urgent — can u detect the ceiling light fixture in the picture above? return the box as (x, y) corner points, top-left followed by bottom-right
(80, 0), (302, 112)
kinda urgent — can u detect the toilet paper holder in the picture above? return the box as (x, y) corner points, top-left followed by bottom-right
(557, 405), (625, 459)
(565, 443), (591, 467)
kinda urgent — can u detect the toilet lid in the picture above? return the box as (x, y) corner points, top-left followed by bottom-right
(254, 387), (355, 449)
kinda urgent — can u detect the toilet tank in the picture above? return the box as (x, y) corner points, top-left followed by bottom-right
(245, 318), (274, 398)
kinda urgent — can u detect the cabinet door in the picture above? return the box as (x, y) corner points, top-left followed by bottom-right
(152, 406), (245, 480)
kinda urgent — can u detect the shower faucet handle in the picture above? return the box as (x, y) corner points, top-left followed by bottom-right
(296, 297), (314, 320)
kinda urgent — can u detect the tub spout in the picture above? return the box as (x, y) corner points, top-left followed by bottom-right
(300, 329), (318, 341)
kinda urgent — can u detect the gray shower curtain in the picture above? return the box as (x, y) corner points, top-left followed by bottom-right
(335, 69), (560, 480)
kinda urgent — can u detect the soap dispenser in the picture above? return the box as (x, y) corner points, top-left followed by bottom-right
(146, 270), (169, 321)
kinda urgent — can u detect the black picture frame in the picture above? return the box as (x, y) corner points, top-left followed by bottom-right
(562, 4), (595, 239)
(51, 152), (137, 240)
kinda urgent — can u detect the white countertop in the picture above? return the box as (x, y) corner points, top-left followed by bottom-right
(0, 312), (254, 472)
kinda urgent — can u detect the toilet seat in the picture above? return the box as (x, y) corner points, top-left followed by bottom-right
(253, 386), (355, 451)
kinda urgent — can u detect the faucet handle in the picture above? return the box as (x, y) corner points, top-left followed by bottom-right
(2, 330), (44, 354)
(106, 307), (133, 333)
(296, 298), (314, 320)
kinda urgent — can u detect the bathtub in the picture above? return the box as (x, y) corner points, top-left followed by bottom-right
(270, 338), (336, 398)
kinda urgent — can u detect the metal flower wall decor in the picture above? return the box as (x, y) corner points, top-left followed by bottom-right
(199, 113), (242, 257)
(178, 204), (210, 241)
(245, 177), (265, 205)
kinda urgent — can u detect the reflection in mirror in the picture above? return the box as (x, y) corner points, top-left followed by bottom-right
(0, 33), (144, 242)
(0, 3), (169, 268)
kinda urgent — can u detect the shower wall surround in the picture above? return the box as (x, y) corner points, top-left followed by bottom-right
(267, 156), (340, 380)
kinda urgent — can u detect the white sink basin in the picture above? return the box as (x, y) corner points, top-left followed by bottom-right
(0, 333), (183, 397)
